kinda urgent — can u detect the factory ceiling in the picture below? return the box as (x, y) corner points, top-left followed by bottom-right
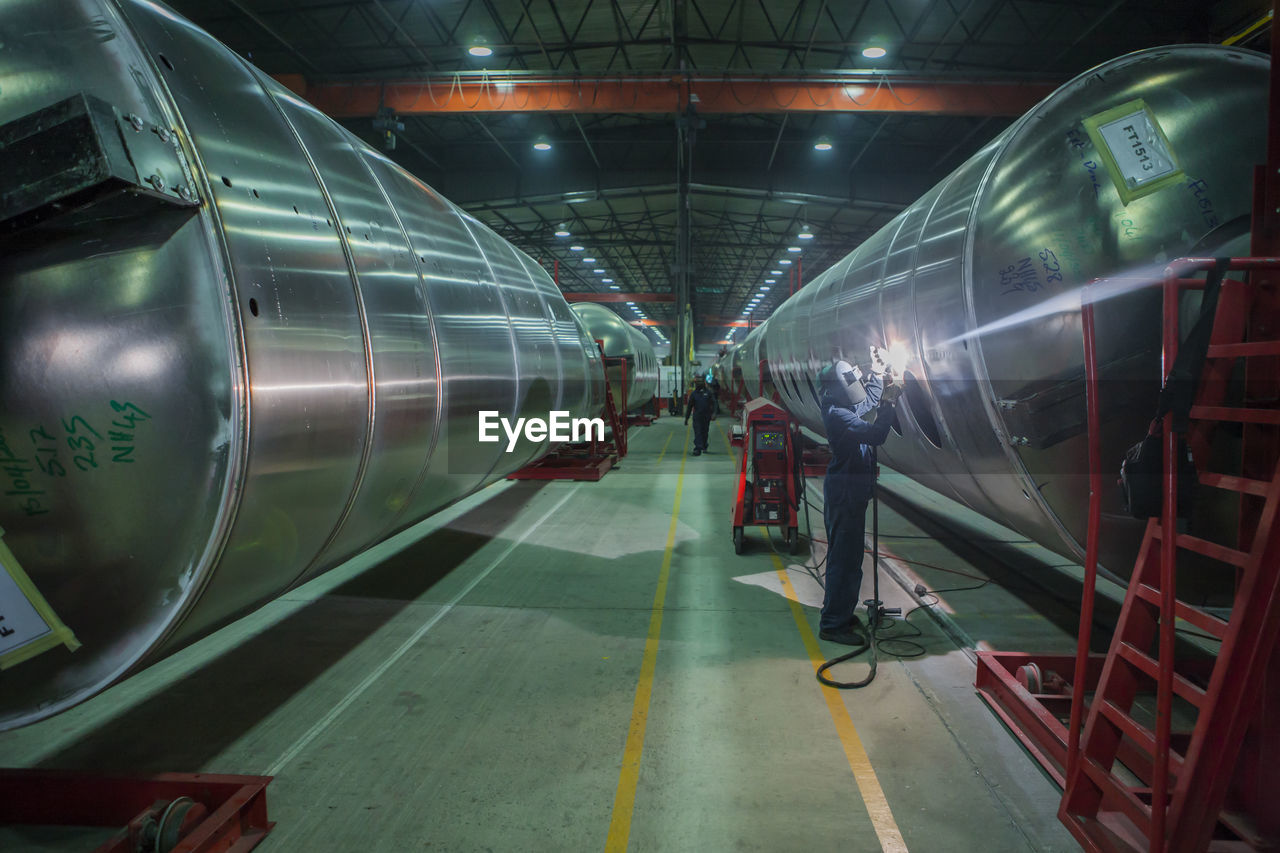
(165, 0), (1271, 348)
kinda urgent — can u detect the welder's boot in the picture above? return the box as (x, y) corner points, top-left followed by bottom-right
(819, 616), (867, 646)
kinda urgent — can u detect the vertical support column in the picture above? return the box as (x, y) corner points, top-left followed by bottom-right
(674, 101), (696, 386)
(669, 0), (692, 387)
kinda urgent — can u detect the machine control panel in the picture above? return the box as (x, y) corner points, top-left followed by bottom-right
(754, 429), (785, 451)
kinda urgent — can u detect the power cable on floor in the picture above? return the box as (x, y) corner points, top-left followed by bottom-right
(815, 595), (931, 689)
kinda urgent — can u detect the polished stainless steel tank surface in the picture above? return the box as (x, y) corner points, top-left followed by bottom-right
(0, 0), (605, 729)
(712, 350), (733, 389)
(743, 46), (1267, 572)
(569, 303), (660, 411)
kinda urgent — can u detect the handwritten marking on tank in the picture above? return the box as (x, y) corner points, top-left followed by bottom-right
(107, 400), (152, 463)
(0, 428), (48, 516)
(1000, 249), (1064, 295)
(1039, 248), (1064, 285)
(1000, 257), (1042, 295)
(1114, 211), (1141, 240)
(1066, 128), (1102, 199)
(2, 402), (152, 516)
(28, 426), (67, 478)
(1185, 178), (1220, 231)
(62, 415), (102, 472)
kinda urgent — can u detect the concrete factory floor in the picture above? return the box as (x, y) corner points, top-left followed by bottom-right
(0, 415), (1111, 852)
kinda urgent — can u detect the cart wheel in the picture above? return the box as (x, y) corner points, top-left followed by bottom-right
(1016, 662), (1043, 694)
(153, 797), (202, 853)
(733, 526), (744, 555)
(788, 526), (800, 555)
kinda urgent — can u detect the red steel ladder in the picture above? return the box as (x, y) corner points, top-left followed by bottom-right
(1064, 257), (1280, 853)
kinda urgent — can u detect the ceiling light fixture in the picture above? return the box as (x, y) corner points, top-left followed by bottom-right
(771, 269), (782, 275)
(582, 257), (596, 263)
(594, 268), (605, 273)
(779, 259), (792, 265)
(862, 46), (887, 59)
(570, 245), (584, 251)
(798, 226), (814, 239)
(813, 138), (833, 152)
(603, 278), (614, 283)
(468, 45), (493, 57)
(787, 246), (801, 253)
(555, 224), (570, 237)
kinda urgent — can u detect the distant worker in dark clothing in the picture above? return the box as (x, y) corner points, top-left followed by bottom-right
(709, 375), (722, 414)
(685, 376), (717, 456)
(817, 348), (902, 645)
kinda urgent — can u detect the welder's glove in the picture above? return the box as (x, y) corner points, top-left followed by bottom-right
(869, 345), (889, 377)
(880, 379), (905, 405)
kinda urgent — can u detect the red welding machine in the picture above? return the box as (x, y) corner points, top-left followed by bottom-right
(731, 398), (801, 555)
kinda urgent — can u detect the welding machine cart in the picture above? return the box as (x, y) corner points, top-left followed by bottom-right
(731, 398), (801, 555)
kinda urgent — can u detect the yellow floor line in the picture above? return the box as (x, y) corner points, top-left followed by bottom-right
(772, 552), (909, 853)
(605, 424), (690, 852)
(654, 432), (674, 464)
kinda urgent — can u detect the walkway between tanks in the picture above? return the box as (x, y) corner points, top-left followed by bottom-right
(0, 414), (1080, 852)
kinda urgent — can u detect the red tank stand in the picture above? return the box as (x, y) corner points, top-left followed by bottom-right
(628, 395), (658, 426)
(509, 341), (627, 481)
(507, 443), (618, 481)
(0, 769), (273, 852)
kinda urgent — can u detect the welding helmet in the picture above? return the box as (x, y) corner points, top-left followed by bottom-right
(819, 359), (865, 408)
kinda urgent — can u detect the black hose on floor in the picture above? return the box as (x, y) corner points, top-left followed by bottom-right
(817, 634), (876, 688)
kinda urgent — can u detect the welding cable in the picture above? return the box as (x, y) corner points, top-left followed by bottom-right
(870, 610), (928, 659)
(795, 459), (829, 579)
(764, 525), (826, 589)
(816, 634), (876, 688)
(816, 602), (930, 689)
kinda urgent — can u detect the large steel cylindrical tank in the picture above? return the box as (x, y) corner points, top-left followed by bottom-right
(570, 303), (660, 411)
(0, 0), (605, 729)
(711, 349), (733, 389)
(740, 319), (776, 401)
(745, 45), (1267, 571)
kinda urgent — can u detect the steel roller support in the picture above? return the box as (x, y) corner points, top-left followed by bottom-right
(0, 0), (605, 729)
(739, 46), (1268, 573)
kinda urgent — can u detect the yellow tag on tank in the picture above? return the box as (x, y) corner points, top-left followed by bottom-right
(0, 526), (80, 669)
(1083, 98), (1184, 205)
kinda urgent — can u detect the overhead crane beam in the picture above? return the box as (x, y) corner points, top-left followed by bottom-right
(273, 72), (1059, 117)
(564, 293), (675, 302)
(629, 317), (756, 327)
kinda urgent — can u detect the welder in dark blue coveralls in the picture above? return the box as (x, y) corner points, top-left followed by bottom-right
(684, 376), (717, 456)
(817, 348), (902, 645)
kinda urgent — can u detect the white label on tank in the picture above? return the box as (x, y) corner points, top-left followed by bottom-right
(1096, 110), (1178, 189)
(0, 560), (53, 657)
